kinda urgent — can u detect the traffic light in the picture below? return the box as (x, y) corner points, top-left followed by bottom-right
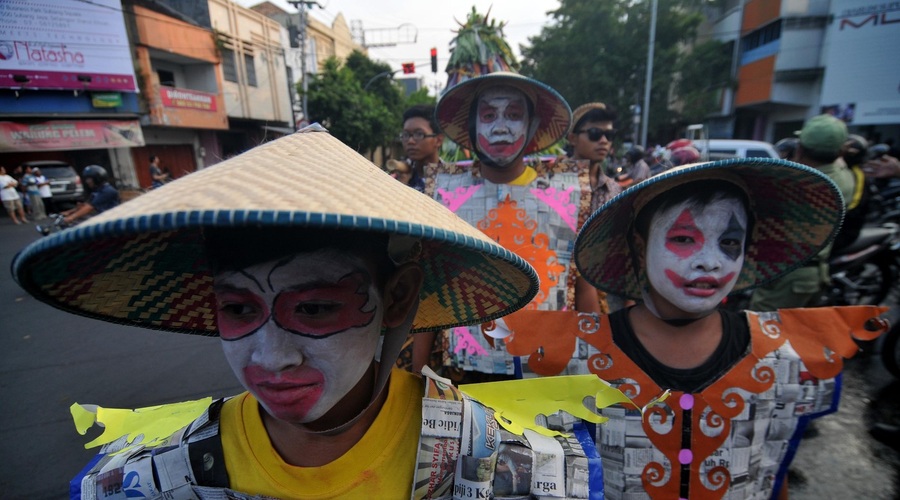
(430, 48), (438, 73)
(402, 62), (415, 74)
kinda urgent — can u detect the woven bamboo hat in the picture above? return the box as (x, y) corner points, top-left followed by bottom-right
(575, 157), (844, 300)
(436, 72), (571, 155)
(12, 127), (539, 335)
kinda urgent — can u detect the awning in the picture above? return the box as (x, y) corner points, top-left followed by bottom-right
(263, 125), (296, 135)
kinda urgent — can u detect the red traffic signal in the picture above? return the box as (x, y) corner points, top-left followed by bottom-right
(402, 62), (415, 74)
(430, 48), (438, 73)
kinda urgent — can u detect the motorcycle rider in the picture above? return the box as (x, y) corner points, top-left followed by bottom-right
(833, 134), (872, 250)
(774, 137), (798, 160)
(59, 165), (120, 226)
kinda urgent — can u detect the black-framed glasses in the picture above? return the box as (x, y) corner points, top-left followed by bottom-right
(577, 128), (617, 142)
(399, 131), (439, 142)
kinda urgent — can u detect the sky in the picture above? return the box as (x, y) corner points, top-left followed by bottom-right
(237, 0), (562, 94)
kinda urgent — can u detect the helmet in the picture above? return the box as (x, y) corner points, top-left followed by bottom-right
(670, 146), (700, 166)
(81, 165), (109, 185)
(666, 138), (693, 151)
(842, 134), (868, 166)
(774, 138), (798, 160)
(625, 146), (645, 164)
(868, 143), (891, 161)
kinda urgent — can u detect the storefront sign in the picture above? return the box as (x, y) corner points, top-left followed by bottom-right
(159, 88), (218, 111)
(821, 0), (900, 125)
(92, 92), (123, 108)
(0, 0), (137, 91)
(0, 120), (145, 152)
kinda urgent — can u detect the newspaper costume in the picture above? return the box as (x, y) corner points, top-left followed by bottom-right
(493, 158), (890, 499)
(431, 71), (594, 378)
(13, 127), (608, 499)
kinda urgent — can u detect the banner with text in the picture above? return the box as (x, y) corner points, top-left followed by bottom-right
(0, 0), (137, 91)
(0, 120), (145, 152)
(160, 88), (218, 112)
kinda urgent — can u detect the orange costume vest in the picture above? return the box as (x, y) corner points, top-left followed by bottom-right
(501, 305), (886, 499)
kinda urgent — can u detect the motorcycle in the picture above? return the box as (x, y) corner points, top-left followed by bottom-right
(723, 221), (900, 310)
(821, 222), (900, 307)
(35, 213), (72, 236)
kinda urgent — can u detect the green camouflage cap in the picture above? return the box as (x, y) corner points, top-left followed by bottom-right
(798, 114), (848, 154)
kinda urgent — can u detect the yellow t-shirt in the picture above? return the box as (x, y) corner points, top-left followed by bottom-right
(508, 166), (538, 186)
(220, 368), (423, 499)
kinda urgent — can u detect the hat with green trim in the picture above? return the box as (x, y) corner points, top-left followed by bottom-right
(436, 72), (571, 155)
(12, 127), (539, 335)
(575, 157), (844, 300)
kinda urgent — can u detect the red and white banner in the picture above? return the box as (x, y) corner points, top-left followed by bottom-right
(0, 0), (137, 91)
(160, 88), (218, 111)
(0, 120), (145, 152)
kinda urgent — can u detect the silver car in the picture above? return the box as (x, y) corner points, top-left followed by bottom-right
(24, 160), (84, 204)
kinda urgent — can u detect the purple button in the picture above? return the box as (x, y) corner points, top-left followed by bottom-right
(679, 394), (694, 410)
(678, 449), (693, 465)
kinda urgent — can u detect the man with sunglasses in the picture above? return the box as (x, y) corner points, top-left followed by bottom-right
(565, 102), (622, 212)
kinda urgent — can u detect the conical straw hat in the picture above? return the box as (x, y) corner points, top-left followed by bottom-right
(13, 127), (539, 335)
(575, 158), (844, 299)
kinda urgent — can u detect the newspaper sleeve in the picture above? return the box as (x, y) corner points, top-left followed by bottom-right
(524, 429), (566, 497)
(412, 397), (464, 499)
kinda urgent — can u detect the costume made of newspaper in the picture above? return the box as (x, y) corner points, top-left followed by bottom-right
(431, 71), (596, 378)
(492, 158), (891, 499)
(425, 158), (592, 377)
(13, 128), (606, 499)
(65, 367), (603, 499)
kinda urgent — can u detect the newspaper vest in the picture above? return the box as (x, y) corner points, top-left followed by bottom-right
(425, 160), (592, 376)
(566, 308), (875, 499)
(70, 370), (603, 499)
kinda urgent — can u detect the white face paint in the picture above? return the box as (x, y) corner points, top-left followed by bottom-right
(213, 249), (383, 425)
(645, 197), (747, 315)
(475, 86), (530, 166)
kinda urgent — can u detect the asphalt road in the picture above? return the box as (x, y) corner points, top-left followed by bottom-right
(0, 219), (242, 499)
(0, 217), (898, 499)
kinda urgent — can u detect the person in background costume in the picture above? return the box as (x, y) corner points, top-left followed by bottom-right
(494, 157), (891, 498)
(13, 126), (608, 499)
(414, 8), (600, 381)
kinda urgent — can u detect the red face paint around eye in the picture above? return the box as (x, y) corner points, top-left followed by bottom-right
(216, 289), (270, 341)
(273, 272), (376, 338)
(664, 209), (705, 259)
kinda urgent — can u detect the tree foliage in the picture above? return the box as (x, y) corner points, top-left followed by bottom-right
(303, 50), (404, 154)
(521, 0), (721, 145)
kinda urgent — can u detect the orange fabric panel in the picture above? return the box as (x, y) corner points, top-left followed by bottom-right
(735, 56), (776, 106)
(742, 0), (782, 32)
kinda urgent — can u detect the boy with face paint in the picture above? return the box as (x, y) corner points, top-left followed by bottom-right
(13, 128), (607, 498)
(420, 71), (602, 382)
(494, 158), (893, 498)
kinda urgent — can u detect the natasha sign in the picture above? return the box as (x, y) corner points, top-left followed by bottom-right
(0, 0), (137, 91)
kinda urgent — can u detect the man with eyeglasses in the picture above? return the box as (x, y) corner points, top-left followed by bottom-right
(396, 105), (444, 192)
(565, 102), (622, 212)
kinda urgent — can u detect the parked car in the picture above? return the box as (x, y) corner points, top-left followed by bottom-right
(23, 160), (84, 204)
(694, 139), (779, 161)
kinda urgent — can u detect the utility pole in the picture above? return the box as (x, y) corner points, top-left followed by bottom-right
(288, 0), (321, 126)
(641, 0), (658, 148)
